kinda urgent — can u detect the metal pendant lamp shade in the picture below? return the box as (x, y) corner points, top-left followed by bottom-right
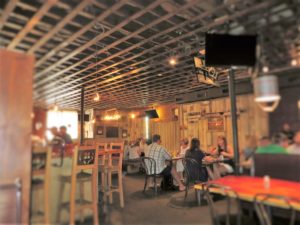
(254, 75), (281, 112)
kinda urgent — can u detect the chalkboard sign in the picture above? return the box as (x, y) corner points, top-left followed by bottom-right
(106, 126), (119, 138)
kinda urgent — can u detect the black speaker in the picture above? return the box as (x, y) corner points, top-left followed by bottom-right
(205, 33), (257, 67)
(145, 109), (159, 119)
(78, 114), (90, 122)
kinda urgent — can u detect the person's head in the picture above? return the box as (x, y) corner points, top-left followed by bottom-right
(190, 138), (200, 151)
(59, 126), (67, 135)
(272, 133), (289, 148)
(217, 135), (227, 147)
(283, 123), (291, 132)
(50, 127), (58, 136)
(152, 134), (161, 144)
(259, 136), (271, 147)
(145, 139), (152, 145)
(293, 131), (300, 146)
(180, 138), (189, 147)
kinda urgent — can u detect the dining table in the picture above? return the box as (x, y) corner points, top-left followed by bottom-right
(195, 176), (300, 210)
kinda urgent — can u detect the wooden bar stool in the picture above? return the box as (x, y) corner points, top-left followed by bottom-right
(31, 145), (51, 224)
(100, 143), (124, 208)
(57, 146), (99, 225)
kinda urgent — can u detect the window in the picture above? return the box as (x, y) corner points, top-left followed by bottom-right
(46, 110), (78, 140)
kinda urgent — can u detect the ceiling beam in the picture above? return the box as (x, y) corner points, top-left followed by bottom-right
(0, 0), (18, 30)
(6, 0), (59, 50)
(27, 0), (91, 54)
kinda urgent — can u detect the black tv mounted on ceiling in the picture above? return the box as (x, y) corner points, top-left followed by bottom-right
(145, 109), (159, 119)
(205, 33), (257, 67)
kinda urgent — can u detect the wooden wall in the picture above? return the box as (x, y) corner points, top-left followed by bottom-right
(0, 50), (34, 224)
(179, 94), (269, 151)
(32, 107), (47, 139)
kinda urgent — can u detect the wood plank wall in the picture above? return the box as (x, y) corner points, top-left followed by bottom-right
(0, 50), (34, 224)
(179, 94), (269, 152)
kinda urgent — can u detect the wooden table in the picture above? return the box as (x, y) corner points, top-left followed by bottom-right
(195, 176), (300, 210)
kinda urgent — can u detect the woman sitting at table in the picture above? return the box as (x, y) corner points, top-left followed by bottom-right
(176, 138), (189, 179)
(210, 135), (234, 175)
(185, 138), (208, 182)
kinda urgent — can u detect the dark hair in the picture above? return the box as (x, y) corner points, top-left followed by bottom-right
(146, 139), (152, 145)
(60, 125), (67, 130)
(152, 134), (161, 143)
(272, 133), (288, 144)
(190, 138), (200, 151)
(217, 135), (227, 152)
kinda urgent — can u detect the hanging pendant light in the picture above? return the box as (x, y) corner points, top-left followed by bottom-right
(254, 75), (281, 112)
(53, 104), (59, 111)
(93, 92), (100, 102)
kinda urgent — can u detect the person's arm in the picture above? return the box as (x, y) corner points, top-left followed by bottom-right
(162, 147), (172, 160)
(221, 145), (234, 158)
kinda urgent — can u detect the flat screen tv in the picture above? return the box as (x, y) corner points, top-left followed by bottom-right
(106, 126), (119, 138)
(78, 114), (90, 122)
(205, 33), (257, 67)
(145, 109), (159, 119)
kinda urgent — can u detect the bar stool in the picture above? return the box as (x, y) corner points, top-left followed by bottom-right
(57, 146), (99, 225)
(99, 143), (124, 208)
(31, 145), (51, 224)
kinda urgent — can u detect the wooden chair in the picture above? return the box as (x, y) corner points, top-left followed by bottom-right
(57, 146), (99, 225)
(99, 143), (124, 208)
(31, 145), (51, 224)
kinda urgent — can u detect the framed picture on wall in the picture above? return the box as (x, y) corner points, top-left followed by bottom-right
(96, 126), (104, 135)
(122, 129), (127, 138)
(208, 116), (224, 131)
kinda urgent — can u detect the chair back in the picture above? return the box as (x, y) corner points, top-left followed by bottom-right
(141, 157), (157, 175)
(32, 145), (51, 177)
(204, 183), (241, 225)
(73, 146), (98, 171)
(182, 158), (207, 185)
(254, 194), (297, 225)
(97, 143), (108, 166)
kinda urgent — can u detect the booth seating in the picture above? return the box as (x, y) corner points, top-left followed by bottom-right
(253, 154), (300, 182)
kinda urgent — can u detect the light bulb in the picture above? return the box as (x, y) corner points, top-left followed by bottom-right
(291, 59), (297, 66)
(130, 113), (136, 119)
(169, 58), (177, 65)
(93, 93), (100, 102)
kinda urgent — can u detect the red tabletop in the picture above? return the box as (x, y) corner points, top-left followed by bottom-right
(195, 176), (300, 210)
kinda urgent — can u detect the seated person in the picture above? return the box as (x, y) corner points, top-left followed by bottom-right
(240, 135), (257, 170)
(147, 134), (185, 191)
(287, 131), (300, 154)
(209, 135), (234, 175)
(176, 138), (189, 179)
(129, 139), (141, 160)
(185, 138), (208, 182)
(256, 133), (288, 154)
(59, 126), (72, 144)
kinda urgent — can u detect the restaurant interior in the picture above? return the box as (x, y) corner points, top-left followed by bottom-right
(1, 0), (300, 224)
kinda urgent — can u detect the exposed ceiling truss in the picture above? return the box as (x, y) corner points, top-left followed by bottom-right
(1, 0), (300, 110)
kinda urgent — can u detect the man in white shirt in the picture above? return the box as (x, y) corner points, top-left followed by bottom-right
(148, 134), (185, 191)
(287, 131), (300, 154)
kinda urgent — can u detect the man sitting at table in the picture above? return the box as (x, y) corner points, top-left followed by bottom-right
(256, 134), (288, 154)
(147, 134), (185, 191)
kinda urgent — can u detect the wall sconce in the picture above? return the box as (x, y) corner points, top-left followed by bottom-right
(254, 75), (281, 112)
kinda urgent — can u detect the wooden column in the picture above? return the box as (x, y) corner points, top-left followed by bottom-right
(0, 50), (34, 224)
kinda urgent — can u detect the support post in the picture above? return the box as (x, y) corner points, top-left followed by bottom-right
(228, 68), (240, 175)
(80, 87), (84, 145)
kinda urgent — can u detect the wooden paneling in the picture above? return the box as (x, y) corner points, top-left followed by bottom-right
(0, 50), (34, 224)
(150, 120), (180, 154)
(179, 94), (269, 152)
